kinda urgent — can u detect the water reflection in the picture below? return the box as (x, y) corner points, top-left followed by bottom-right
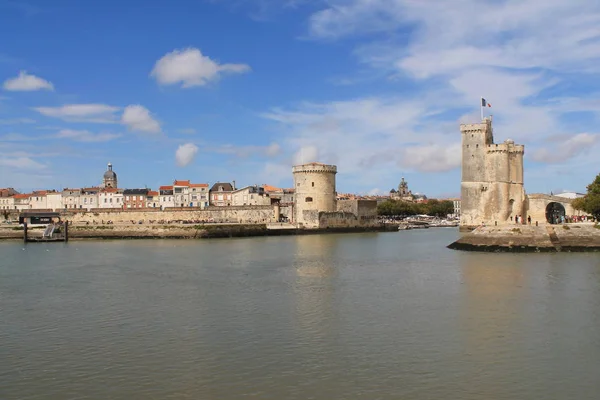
(292, 235), (338, 339)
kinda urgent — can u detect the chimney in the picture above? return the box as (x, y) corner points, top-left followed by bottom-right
(232, 180), (236, 190)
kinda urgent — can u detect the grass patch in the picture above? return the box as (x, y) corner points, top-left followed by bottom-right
(594, 224), (600, 229)
(11, 226), (23, 231)
(511, 228), (521, 234)
(562, 225), (570, 230)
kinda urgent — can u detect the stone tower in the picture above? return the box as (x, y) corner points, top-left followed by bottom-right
(460, 117), (525, 229)
(293, 162), (337, 228)
(101, 162), (118, 189)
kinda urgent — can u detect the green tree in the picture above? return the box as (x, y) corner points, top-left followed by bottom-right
(573, 173), (600, 221)
(425, 200), (454, 217)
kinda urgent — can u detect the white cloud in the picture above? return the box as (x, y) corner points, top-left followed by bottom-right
(399, 143), (461, 172)
(55, 129), (121, 143)
(367, 188), (384, 196)
(0, 133), (33, 142)
(33, 104), (120, 123)
(265, 143), (281, 156)
(3, 70), (54, 91)
(0, 118), (36, 125)
(293, 145), (319, 165)
(531, 133), (599, 163)
(0, 156), (45, 169)
(121, 105), (161, 133)
(210, 142), (282, 158)
(175, 143), (199, 167)
(150, 47), (251, 88)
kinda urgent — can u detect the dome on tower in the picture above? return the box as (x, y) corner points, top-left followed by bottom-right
(102, 162), (118, 188)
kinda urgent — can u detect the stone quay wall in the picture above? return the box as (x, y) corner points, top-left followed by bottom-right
(448, 223), (600, 252)
(57, 205), (276, 225)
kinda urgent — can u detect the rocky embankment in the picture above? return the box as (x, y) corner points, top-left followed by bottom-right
(448, 223), (600, 252)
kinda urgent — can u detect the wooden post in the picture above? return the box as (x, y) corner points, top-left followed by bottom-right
(65, 221), (69, 242)
(23, 221), (28, 243)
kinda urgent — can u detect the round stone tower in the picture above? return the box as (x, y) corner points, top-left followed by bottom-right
(292, 162), (337, 227)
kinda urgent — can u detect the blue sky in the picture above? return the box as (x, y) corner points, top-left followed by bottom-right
(1, 0), (599, 197)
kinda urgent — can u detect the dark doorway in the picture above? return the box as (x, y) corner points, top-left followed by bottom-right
(546, 202), (565, 224)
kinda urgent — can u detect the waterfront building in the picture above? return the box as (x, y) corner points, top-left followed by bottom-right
(189, 183), (209, 208)
(173, 180), (191, 207)
(98, 187), (123, 208)
(159, 185), (174, 208)
(81, 188), (100, 210)
(101, 162), (118, 188)
(29, 191), (49, 210)
(0, 188), (18, 198)
(123, 189), (149, 209)
(62, 188), (82, 209)
(209, 182), (235, 206)
(12, 193), (31, 210)
(231, 185), (271, 206)
(146, 191), (159, 208)
(47, 192), (62, 211)
(0, 195), (15, 210)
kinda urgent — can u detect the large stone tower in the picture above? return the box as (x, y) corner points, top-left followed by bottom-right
(293, 162), (337, 228)
(101, 162), (118, 189)
(460, 118), (525, 229)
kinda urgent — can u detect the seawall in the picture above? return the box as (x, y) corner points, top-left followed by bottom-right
(448, 223), (600, 252)
(0, 223), (398, 241)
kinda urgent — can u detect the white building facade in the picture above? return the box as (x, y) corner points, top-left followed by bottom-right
(98, 188), (124, 208)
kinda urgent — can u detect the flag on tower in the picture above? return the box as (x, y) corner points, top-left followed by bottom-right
(481, 98), (492, 107)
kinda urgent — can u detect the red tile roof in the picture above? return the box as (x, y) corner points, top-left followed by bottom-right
(12, 194), (30, 199)
(190, 183), (208, 188)
(173, 180), (190, 186)
(262, 184), (282, 192)
(159, 185), (173, 190)
(147, 191), (159, 196)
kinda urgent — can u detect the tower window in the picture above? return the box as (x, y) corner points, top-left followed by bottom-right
(312, 182), (314, 187)
(305, 197), (313, 202)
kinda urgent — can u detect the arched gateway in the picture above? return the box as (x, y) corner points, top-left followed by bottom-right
(546, 202), (566, 224)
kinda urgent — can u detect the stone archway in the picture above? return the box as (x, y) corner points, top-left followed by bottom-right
(546, 202), (565, 224)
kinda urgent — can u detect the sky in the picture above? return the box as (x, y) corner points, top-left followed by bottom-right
(1, 0), (599, 197)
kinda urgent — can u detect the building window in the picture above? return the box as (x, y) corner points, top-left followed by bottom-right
(312, 182), (314, 187)
(305, 197), (313, 202)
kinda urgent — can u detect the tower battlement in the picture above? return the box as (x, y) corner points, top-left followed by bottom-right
(460, 118), (492, 133)
(292, 162), (337, 174)
(486, 142), (525, 154)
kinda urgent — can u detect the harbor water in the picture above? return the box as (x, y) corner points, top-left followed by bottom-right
(1, 229), (600, 399)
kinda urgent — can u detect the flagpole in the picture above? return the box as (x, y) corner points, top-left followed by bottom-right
(480, 97), (484, 121)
